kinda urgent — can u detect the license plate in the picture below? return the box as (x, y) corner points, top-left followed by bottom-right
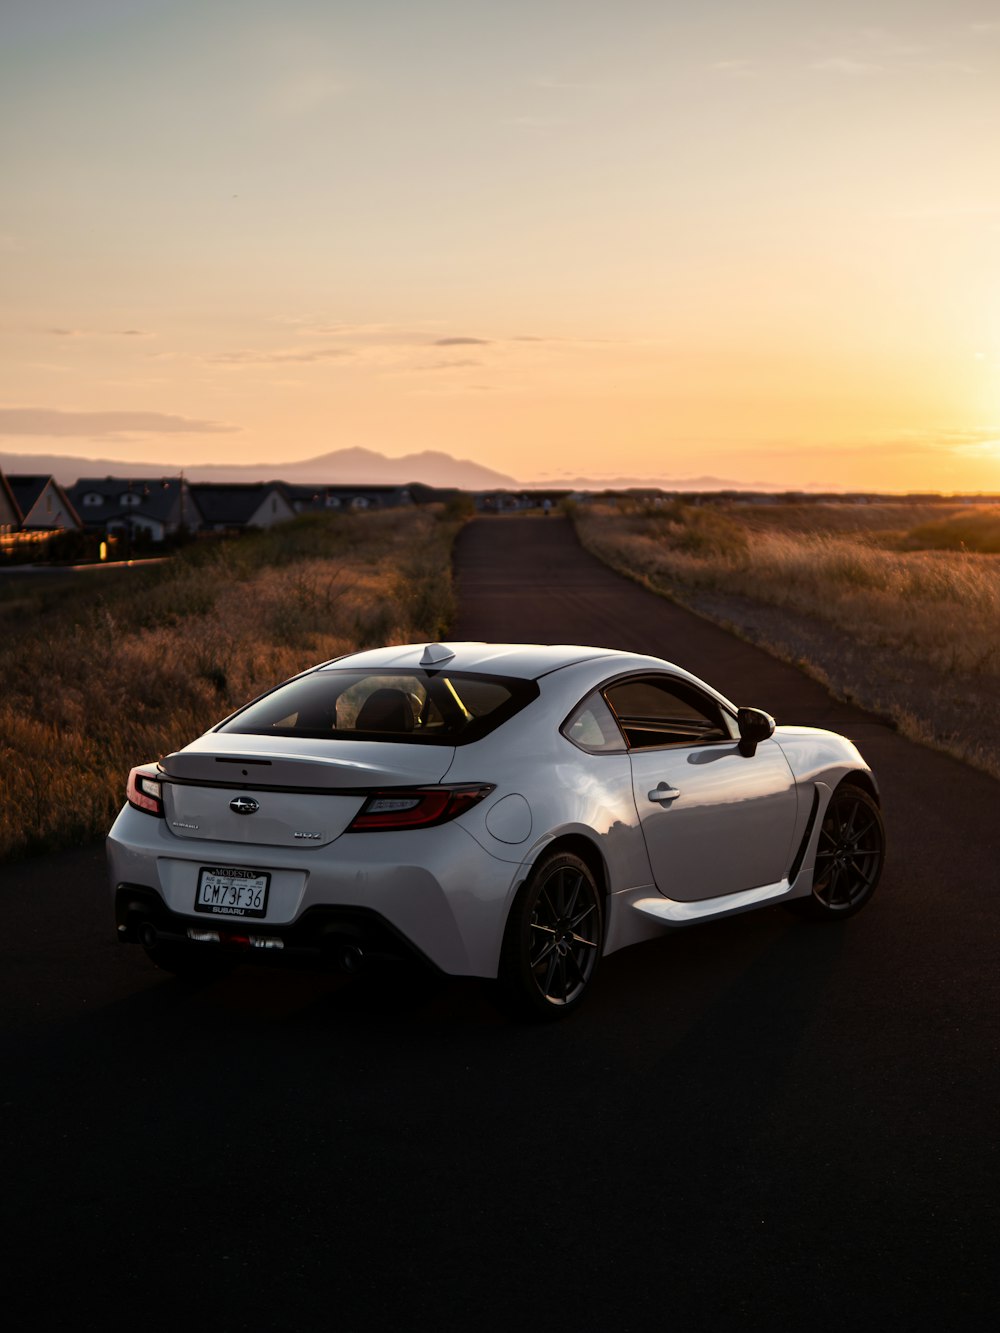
(195, 866), (270, 918)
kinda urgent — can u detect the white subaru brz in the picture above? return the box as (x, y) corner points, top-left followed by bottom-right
(108, 641), (885, 1018)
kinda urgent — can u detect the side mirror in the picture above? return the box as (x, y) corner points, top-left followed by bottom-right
(737, 707), (776, 757)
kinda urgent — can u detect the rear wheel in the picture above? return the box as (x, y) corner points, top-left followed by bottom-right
(497, 851), (603, 1020)
(794, 783), (885, 919)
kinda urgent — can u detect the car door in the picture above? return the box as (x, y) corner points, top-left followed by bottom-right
(604, 675), (799, 902)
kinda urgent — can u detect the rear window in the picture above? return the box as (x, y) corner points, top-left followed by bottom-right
(219, 668), (539, 745)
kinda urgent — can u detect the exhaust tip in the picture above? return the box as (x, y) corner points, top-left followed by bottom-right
(339, 943), (365, 975)
(138, 922), (158, 949)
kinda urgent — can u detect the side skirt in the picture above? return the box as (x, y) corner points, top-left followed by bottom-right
(631, 879), (796, 927)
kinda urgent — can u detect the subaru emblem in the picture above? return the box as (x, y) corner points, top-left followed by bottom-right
(230, 796), (260, 815)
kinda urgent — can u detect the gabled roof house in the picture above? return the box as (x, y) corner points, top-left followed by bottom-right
(6, 475), (82, 531)
(281, 483), (414, 513)
(0, 471), (21, 534)
(66, 477), (201, 541)
(189, 483), (295, 531)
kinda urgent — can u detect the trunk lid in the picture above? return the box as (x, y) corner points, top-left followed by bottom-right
(159, 734), (455, 848)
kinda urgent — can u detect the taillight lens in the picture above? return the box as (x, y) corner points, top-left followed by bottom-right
(127, 766), (164, 817)
(347, 784), (494, 832)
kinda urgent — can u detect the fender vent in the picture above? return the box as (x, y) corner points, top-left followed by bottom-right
(788, 786), (821, 884)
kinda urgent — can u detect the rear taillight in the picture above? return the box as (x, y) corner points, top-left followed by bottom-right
(347, 784), (494, 832)
(127, 766), (164, 817)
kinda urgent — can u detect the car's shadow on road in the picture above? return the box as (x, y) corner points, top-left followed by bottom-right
(21, 902), (852, 1083)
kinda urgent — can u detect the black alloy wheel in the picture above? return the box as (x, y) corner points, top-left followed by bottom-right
(800, 783), (885, 919)
(497, 851), (603, 1020)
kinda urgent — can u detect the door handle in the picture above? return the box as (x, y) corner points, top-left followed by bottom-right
(648, 783), (681, 803)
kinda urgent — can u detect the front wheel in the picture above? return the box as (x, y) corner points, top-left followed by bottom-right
(794, 783), (885, 919)
(496, 851), (603, 1020)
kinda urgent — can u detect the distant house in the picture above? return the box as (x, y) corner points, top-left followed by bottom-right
(475, 492), (536, 513)
(0, 471), (21, 535)
(189, 483), (295, 532)
(66, 477), (201, 542)
(280, 484), (414, 514)
(6, 475), (82, 531)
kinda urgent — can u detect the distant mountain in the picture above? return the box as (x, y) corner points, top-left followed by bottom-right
(0, 446), (825, 494)
(266, 448), (519, 490)
(534, 473), (799, 492)
(0, 446), (518, 490)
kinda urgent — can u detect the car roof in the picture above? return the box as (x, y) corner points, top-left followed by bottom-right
(320, 641), (643, 680)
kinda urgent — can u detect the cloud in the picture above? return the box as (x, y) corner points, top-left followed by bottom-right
(810, 57), (883, 75)
(279, 319), (429, 343)
(278, 319), (584, 350)
(501, 115), (571, 128)
(268, 73), (348, 119)
(717, 431), (1000, 467)
(945, 430), (1000, 457)
(424, 359), (483, 371)
(529, 75), (623, 93)
(0, 409), (238, 439)
(891, 203), (1000, 221)
(209, 346), (353, 365)
(45, 327), (155, 339)
(710, 60), (756, 76)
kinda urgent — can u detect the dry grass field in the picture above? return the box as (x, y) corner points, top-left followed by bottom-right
(0, 508), (460, 861)
(572, 500), (1000, 777)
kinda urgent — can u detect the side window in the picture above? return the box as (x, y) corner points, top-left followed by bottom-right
(561, 691), (626, 754)
(604, 676), (732, 749)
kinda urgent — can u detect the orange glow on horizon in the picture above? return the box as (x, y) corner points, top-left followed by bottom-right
(2, 2), (999, 493)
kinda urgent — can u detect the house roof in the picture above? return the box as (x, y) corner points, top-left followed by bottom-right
(7, 475), (82, 527)
(189, 483), (288, 525)
(67, 477), (194, 525)
(279, 482), (412, 501)
(0, 471), (22, 524)
(7, 475), (50, 513)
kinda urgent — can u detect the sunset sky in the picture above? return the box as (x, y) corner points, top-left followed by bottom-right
(2, 0), (1000, 491)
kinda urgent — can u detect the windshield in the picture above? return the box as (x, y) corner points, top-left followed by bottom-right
(219, 668), (539, 745)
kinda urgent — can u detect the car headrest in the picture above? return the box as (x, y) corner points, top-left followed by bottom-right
(355, 687), (415, 732)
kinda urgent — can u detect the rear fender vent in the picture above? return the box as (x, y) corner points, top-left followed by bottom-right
(788, 786), (821, 884)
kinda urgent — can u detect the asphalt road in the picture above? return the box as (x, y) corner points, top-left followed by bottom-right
(1, 516), (997, 1331)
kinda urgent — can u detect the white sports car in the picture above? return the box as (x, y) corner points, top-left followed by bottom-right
(108, 642), (885, 1018)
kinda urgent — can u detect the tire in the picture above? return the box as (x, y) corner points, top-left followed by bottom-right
(142, 939), (234, 979)
(496, 851), (603, 1020)
(793, 782), (885, 920)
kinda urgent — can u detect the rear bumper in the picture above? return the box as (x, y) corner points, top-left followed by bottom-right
(107, 803), (521, 978)
(114, 884), (438, 971)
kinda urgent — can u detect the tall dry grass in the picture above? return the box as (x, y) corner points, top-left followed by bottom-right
(574, 503), (1000, 678)
(0, 508), (461, 861)
(573, 501), (1000, 775)
(899, 506), (1000, 554)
